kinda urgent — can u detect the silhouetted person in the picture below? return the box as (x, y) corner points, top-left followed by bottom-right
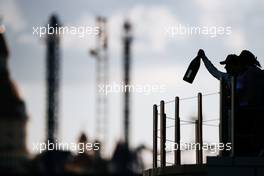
(198, 49), (241, 155)
(236, 50), (263, 107)
(198, 49), (241, 82)
(198, 49), (264, 156)
(235, 50), (264, 156)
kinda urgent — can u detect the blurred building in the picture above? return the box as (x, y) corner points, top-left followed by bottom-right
(0, 28), (29, 173)
(65, 133), (108, 174)
(0, 16), (145, 175)
(32, 149), (73, 174)
(109, 141), (146, 175)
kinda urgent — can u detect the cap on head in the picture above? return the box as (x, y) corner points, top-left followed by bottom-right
(220, 54), (239, 65)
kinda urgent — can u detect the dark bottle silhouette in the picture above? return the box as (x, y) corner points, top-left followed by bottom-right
(183, 56), (201, 84)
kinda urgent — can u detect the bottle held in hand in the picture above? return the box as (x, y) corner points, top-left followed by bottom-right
(183, 56), (201, 84)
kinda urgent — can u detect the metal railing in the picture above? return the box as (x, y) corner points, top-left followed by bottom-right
(152, 78), (237, 168)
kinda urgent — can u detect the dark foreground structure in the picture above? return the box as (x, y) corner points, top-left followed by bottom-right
(144, 157), (264, 176)
(144, 78), (264, 176)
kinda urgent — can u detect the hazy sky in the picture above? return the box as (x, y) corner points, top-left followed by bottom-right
(1, 0), (264, 165)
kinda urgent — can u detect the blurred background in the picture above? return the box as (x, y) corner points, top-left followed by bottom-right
(0, 0), (264, 174)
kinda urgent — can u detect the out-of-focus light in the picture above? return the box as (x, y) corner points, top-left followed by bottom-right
(0, 25), (5, 33)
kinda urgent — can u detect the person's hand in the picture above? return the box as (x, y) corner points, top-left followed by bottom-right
(198, 49), (205, 58)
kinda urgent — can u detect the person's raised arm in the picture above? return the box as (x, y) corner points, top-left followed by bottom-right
(198, 49), (227, 81)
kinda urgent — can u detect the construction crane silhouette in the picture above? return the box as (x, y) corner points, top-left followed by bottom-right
(90, 16), (109, 146)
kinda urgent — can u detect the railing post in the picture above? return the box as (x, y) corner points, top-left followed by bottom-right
(174, 97), (181, 165)
(231, 77), (236, 157)
(160, 100), (166, 167)
(219, 78), (229, 156)
(153, 104), (158, 168)
(197, 93), (203, 164)
(195, 120), (199, 164)
(219, 78), (223, 156)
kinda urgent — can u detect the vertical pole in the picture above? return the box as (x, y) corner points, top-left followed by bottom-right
(195, 120), (199, 164)
(219, 78), (224, 156)
(102, 17), (108, 149)
(96, 17), (103, 143)
(123, 21), (132, 147)
(153, 104), (158, 168)
(160, 101), (166, 167)
(197, 93), (203, 164)
(174, 97), (181, 165)
(231, 77), (236, 157)
(46, 15), (61, 144)
(219, 78), (229, 156)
